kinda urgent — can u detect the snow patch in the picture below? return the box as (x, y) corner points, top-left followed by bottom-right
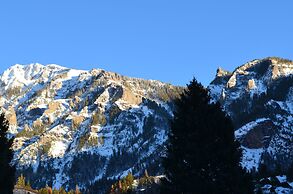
(235, 118), (270, 139)
(241, 147), (264, 171)
(49, 141), (68, 158)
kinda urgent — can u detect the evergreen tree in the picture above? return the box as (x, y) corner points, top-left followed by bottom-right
(124, 172), (134, 190)
(109, 172), (134, 194)
(59, 187), (67, 194)
(0, 113), (15, 194)
(161, 78), (253, 194)
(16, 174), (26, 187)
(16, 174), (24, 187)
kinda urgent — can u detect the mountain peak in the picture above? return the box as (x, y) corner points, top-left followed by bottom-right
(232, 57), (293, 78)
(219, 57), (293, 89)
(209, 56), (293, 108)
(0, 63), (70, 90)
(0, 63), (184, 190)
(216, 67), (231, 77)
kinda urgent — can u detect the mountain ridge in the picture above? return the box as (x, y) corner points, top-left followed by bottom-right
(0, 57), (292, 192)
(0, 63), (182, 190)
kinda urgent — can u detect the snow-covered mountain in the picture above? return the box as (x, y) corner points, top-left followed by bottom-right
(209, 57), (293, 173)
(1, 57), (292, 192)
(0, 63), (182, 190)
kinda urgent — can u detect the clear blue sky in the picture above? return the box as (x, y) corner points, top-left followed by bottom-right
(1, 1), (293, 86)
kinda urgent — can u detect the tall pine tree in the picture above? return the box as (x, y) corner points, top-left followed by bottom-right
(0, 113), (15, 194)
(161, 78), (253, 194)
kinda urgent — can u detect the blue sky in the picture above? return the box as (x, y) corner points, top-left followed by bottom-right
(0, 1), (292, 86)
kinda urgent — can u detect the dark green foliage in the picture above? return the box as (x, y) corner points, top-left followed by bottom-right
(108, 86), (123, 103)
(142, 116), (156, 140)
(14, 174), (80, 194)
(256, 187), (263, 194)
(286, 162), (293, 181)
(247, 59), (271, 77)
(260, 145), (293, 174)
(267, 75), (293, 101)
(16, 174), (26, 187)
(86, 177), (116, 194)
(137, 176), (161, 194)
(17, 159), (58, 190)
(106, 149), (138, 177)
(0, 113), (15, 194)
(161, 78), (253, 194)
(143, 99), (171, 120)
(228, 95), (251, 128)
(107, 104), (122, 124)
(110, 172), (134, 194)
(15, 174), (35, 191)
(38, 186), (78, 194)
(64, 153), (107, 189)
(258, 163), (269, 178)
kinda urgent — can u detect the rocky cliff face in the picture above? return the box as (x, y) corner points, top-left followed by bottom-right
(0, 63), (183, 190)
(209, 57), (293, 172)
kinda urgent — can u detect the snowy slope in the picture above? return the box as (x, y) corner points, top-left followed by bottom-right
(0, 63), (183, 190)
